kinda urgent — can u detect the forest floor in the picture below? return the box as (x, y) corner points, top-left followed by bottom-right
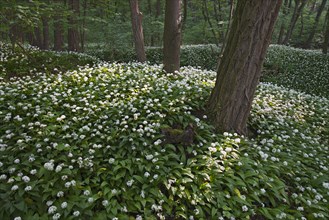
(0, 43), (328, 219)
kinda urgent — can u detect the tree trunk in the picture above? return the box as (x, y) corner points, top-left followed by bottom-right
(304, 0), (327, 48)
(54, 0), (64, 51)
(282, 0), (307, 45)
(207, 0), (282, 135)
(163, 0), (182, 73)
(42, 16), (50, 50)
(33, 27), (43, 49)
(80, 0), (87, 52)
(202, 0), (218, 44)
(323, 5), (329, 54)
(68, 0), (80, 52)
(130, 0), (147, 62)
(277, 0), (291, 44)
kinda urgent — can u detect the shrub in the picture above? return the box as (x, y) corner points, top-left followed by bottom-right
(262, 45), (329, 98)
(86, 44), (221, 70)
(0, 42), (100, 79)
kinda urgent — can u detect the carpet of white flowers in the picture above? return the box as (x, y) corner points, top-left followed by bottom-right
(0, 49), (329, 219)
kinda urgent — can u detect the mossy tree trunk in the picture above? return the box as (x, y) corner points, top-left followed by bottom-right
(163, 0), (182, 73)
(207, 0), (282, 135)
(130, 0), (147, 62)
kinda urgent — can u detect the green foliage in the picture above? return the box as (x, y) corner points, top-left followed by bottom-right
(0, 42), (99, 79)
(263, 45), (329, 98)
(87, 44), (221, 70)
(0, 47), (328, 219)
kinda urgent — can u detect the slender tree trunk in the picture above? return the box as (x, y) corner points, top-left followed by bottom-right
(182, 0), (187, 29)
(305, 0), (327, 48)
(42, 16), (50, 50)
(277, 0), (290, 44)
(154, 0), (161, 46)
(163, 0), (182, 73)
(68, 0), (80, 52)
(217, 0), (234, 70)
(282, 0), (307, 45)
(207, 0), (282, 135)
(80, 0), (87, 52)
(54, 0), (64, 51)
(202, 0), (218, 44)
(129, 0), (147, 62)
(323, 5), (329, 54)
(34, 27), (43, 49)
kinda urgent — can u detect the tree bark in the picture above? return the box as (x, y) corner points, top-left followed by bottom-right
(304, 0), (327, 48)
(163, 0), (182, 73)
(42, 16), (50, 50)
(277, 0), (291, 44)
(68, 0), (80, 52)
(54, 0), (64, 51)
(323, 5), (329, 54)
(130, 0), (147, 62)
(282, 0), (307, 45)
(33, 27), (43, 49)
(207, 0), (282, 135)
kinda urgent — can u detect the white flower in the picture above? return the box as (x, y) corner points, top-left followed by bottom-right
(46, 200), (53, 206)
(61, 202), (68, 209)
(14, 159), (20, 164)
(0, 174), (7, 180)
(57, 191), (64, 197)
(145, 154), (154, 160)
(102, 200), (109, 206)
(242, 205), (248, 212)
(260, 188), (266, 194)
(108, 158), (115, 164)
(52, 213), (61, 220)
(83, 190), (90, 196)
(88, 197), (94, 203)
(126, 179), (134, 187)
(11, 185), (18, 191)
(55, 165), (62, 173)
(14, 217), (21, 220)
(22, 176), (30, 183)
(48, 205), (57, 214)
(44, 162), (54, 171)
(73, 211), (80, 216)
(24, 186), (32, 191)
(136, 215), (142, 220)
(144, 172), (150, 177)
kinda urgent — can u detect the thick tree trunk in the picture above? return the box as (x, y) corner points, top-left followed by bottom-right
(323, 5), (329, 54)
(282, 0), (307, 45)
(68, 0), (80, 52)
(163, 0), (182, 73)
(207, 0), (282, 135)
(304, 0), (327, 48)
(42, 16), (50, 50)
(130, 0), (147, 62)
